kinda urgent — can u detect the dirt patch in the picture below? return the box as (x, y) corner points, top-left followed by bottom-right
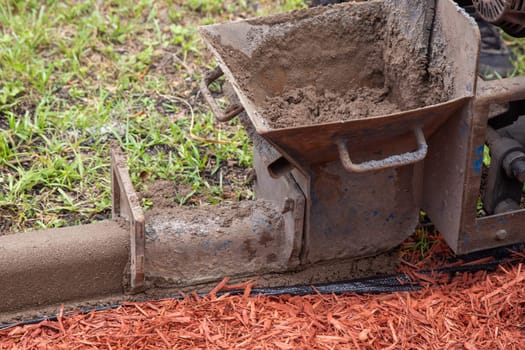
(202, 1), (452, 129)
(138, 180), (191, 209)
(0, 207), (15, 234)
(138, 162), (255, 209)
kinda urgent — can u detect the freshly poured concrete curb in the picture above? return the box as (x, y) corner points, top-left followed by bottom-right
(0, 221), (129, 314)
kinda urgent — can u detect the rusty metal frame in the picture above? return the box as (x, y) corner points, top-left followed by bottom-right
(111, 148), (145, 293)
(424, 76), (525, 254)
(199, 0), (482, 262)
(459, 76), (525, 253)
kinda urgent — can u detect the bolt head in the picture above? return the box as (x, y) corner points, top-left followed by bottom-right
(495, 229), (508, 241)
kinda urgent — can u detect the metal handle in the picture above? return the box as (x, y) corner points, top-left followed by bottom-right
(336, 127), (428, 173)
(200, 66), (244, 122)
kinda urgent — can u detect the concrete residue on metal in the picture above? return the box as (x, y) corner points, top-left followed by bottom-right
(336, 128), (429, 171)
(144, 200), (298, 288)
(455, 1), (479, 27)
(201, 0), (453, 129)
(203, 21), (270, 57)
(356, 144), (428, 170)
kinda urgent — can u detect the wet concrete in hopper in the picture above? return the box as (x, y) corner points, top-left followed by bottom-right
(204, 1), (451, 129)
(264, 85), (400, 128)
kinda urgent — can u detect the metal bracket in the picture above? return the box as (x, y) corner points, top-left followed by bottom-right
(200, 66), (244, 122)
(111, 147), (145, 293)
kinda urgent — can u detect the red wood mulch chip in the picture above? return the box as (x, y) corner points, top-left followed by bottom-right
(1, 262), (524, 349)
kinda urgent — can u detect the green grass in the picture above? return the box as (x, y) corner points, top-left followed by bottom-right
(0, 0), (307, 232)
(407, 226), (437, 258)
(505, 34), (525, 75)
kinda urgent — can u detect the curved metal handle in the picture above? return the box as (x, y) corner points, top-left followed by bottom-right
(200, 66), (244, 122)
(336, 127), (427, 173)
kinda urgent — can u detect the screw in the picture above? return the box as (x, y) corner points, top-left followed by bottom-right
(495, 229), (508, 241)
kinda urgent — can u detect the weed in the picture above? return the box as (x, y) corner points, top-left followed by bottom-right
(407, 226), (437, 258)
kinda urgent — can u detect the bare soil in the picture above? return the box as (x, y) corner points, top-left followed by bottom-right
(137, 161), (254, 210)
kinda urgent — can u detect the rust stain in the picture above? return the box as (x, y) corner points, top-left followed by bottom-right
(259, 231), (274, 247)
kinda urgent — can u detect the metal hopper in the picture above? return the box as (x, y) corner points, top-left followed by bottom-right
(200, 0), (478, 168)
(200, 0), (480, 263)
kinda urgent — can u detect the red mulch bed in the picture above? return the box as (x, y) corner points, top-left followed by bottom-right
(1, 259), (524, 349)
